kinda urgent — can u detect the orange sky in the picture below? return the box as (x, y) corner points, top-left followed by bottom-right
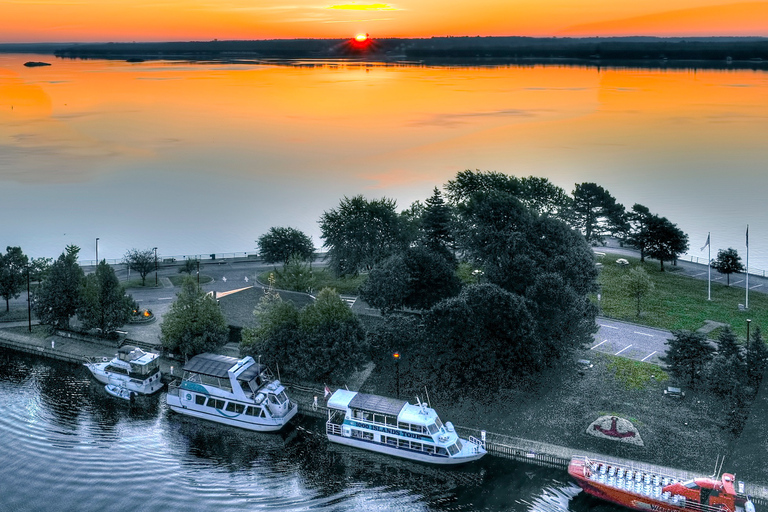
(1, 0), (767, 42)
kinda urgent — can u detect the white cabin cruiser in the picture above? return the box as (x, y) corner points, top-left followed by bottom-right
(84, 345), (163, 396)
(166, 353), (297, 432)
(326, 389), (486, 464)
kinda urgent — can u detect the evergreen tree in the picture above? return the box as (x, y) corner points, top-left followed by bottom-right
(717, 325), (743, 363)
(645, 215), (689, 271)
(571, 182), (627, 244)
(746, 326), (768, 387)
(33, 245), (84, 329)
(160, 277), (229, 359)
(77, 261), (135, 335)
(661, 330), (715, 387)
(711, 248), (745, 286)
(420, 187), (454, 258)
(625, 204), (654, 262)
(0, 246), (29, 312)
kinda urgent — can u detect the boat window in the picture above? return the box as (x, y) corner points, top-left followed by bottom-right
(209, 398), (225, 409)
(454, 439), (463, 451)
(447, 443), (460, 456)
(106, 365), (129, 375)
(244, 406), (257, 416)
(424, 445), (435, 454)
(353, 410), (364, 420)
(398, 422), (410, 431)
(385, 436), (397, 446)
(195, 394), (207, 406)
(277, 391), (288, 404)
(363, 412), (372, 422)
(373, 414), (385, 425)
(268, 394), (278, 404)
(411, 442), (423, 451)
(437, 447), (448, 456)
(398, 439), (409, 448)
(684, 481), (700, 490)
(435, 418), (444, 430)
(426, 423), (438, 435)
(225, 402), (245, 414)
(411, 424), (424, 434)
(385, 415), (397, 426)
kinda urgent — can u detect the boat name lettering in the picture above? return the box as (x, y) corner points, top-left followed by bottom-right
(349, 421), (422, 439)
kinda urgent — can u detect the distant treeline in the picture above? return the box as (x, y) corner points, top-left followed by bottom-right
(10, 37), (768, 67)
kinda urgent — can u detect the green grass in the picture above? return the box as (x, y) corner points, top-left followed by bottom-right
(597, 252), (767, 340)
(0, 309), (31, 323)
(167, 274), (214, 287)
(607, 355), (668, 390)
(258, 268), (367, 295)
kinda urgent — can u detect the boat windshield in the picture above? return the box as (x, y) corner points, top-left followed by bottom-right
(427, 423), (438, 435)
(435, 417), (444, 430)
(447, 442), (460, 456)
(269, 391), (288, 405)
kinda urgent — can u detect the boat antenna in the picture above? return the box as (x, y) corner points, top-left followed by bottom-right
(710, 455), (721, 478)
(717, 456), (725, 479)
(424, 386), (431, 408)
(276, 361), (281, 382)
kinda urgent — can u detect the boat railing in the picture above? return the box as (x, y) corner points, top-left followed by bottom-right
(580, 455), (690, 483)
(326, 410), (344, 436)
(167, 380), (180, 396)
(468, 435), (486, 451)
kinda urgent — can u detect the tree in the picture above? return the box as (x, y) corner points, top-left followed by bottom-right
(274, 254), (316, 293)
(704, 353), (744, 401)
(257, 227), (315, 266)
(124, 248), (156, 286)
(319, 195), (408, 276)
(746, 326), (768, 387)
(644, 215), (689, 271)
(178, 258), (199, 275)
(625, 204), (654, 262)
(359, 246), (461, 314)
(77, 261), (135, 335)
(242, 288), (369, 383)
(716, 325), (743, 363)
(33, 245), (84, 329)
(160, 277), (229, 359)
(661, 330), (715, 387)
(420, 187), (455, 259)
(28, 256), (53, 283)
(622, 266), (654, 317)
(0, 246), (29, 312)
(712, 248), (744, 286)
(571, 182), (627, 244)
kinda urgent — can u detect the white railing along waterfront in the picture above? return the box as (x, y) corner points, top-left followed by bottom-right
(683, 254), (766, 278)
(78, 251), (328, 268)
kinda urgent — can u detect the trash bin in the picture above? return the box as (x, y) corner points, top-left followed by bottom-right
(210, 253), (216, 260)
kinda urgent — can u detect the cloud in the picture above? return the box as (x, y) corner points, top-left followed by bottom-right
(326, 3), (398, 10)
(413, 108), (539, 127)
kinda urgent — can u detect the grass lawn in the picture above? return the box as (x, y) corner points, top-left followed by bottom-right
(0, 309), (31, 323)
(596, 252), (767, 340)
(257, 268), (367, 295)
(359, 350), (740, 474)
(123, 274), (214, 288)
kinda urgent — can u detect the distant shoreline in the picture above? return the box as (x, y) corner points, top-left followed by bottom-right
(3, 37), (767, 69)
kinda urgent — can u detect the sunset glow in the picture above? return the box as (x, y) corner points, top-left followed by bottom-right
(1, 1), (767, 42)
(355, 33), (369, 42)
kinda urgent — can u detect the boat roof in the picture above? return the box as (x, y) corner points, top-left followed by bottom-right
(183, 353), (264, 380)
(398, 403), (437, 424)
(349, 392), (407, 417)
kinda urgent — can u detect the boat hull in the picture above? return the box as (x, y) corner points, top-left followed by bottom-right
(85, 362), (163, 395)
(327, 433), (485, 465)
(167, 393), (297, 433)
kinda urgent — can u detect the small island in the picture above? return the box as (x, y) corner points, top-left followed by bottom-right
(23, 61), (51, 67)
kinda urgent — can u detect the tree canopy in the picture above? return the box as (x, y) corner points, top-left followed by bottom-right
(359, 246), (461, 314)
(319, 195), (408, 276)
(661, 330), (715, 387)
(257, 227), (314, 266)
(644, 215), (689, 271)
(77, 261), (135, 335)
(160, 277), (229, 359)
(712, 248), (745, 286)
(124, 248), (156, 286)
(571, 182), (627, 244)
(622, 266), (654, 317)
(0, 246), (29, 312)
(33, 245), (84, 329)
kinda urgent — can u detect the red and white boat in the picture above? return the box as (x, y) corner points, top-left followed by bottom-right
(568, 456), (755, 512)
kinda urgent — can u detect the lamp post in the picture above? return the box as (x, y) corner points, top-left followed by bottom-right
(95, 237), (99, 265)
(747, 319), (752, 343)
(26, 265), (32, 333)
(393, 351), (400, 399)
(153, 247), (158, 286)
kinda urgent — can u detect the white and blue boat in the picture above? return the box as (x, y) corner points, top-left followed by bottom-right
(166, 353), (297, 432)
(325, 389), (486, 464)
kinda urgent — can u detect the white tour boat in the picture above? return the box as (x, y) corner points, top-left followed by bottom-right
(326, 389), (487, 464)
(84, 345), (163, 397)
(166, 353), (297, 432)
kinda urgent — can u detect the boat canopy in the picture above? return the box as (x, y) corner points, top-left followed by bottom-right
(183, 353), (264, 379)
(349, 392), (407, 417)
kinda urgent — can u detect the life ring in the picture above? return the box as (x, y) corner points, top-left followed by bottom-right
(102, 357), (109, 362)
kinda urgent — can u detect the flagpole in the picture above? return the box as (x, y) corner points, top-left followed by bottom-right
(708, 235), (711, 301)
(746, 224), (749, 310)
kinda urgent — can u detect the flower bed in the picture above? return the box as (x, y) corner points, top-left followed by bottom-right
(129, 308), (156, 324)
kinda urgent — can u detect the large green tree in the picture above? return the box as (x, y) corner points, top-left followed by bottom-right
(420, 187), (455, 259)
(242, 288), (368, 383)
(661, 330), (715, 387)
(124, 248), (156, 286)
(160, 277), (229, 359)
(257, 227), (315, 266)
(622, 266), (654, 317)
(319, 195), (408, 276)
(746, 326), (768, 387)
(645, 215), (689, 271)
(625, 203), (654, 262)
(77, 261), (135, 335)
(359, 246), (461, 314)
(33, 245), (84, 329)
(0, 246), (29, 312)
(711, 247), (745, 286)
(571, 182), (627, 244)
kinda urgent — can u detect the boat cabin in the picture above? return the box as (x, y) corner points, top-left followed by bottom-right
(663, 474), (746, 512)
(108, 346), (160, 378)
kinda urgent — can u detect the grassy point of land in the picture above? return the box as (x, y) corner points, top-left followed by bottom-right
(596, 252), (767, 340)
(258, 268), (367, 296)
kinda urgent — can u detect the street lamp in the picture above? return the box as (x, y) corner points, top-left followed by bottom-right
(26, 265), (32, 333)
(153, 247), (158, 286)
(393, 351), (400, 399)
(747, 319), (752, 343)
(95, 237), (99, 265)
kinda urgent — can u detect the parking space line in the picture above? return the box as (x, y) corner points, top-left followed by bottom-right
(158, 297), (174, 300)
(751, 284), (763, 290)
(599, 324), (619, 329)
(693, 272), (706, 277)
(615, 344), (632, 355)
(591, 340), (607, 350)
(633, 332), (654, 337)
(641, 351), (657, 362)
(733, 279), (744, 285)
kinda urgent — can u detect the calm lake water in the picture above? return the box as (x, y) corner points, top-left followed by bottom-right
(1, 54), (767, 270)
(0, 351), (604, 512)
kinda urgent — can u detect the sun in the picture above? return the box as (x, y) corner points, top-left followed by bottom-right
(355, 33), (369, 42)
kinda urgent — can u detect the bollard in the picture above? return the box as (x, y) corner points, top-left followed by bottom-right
(51, 340), (55, 350)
